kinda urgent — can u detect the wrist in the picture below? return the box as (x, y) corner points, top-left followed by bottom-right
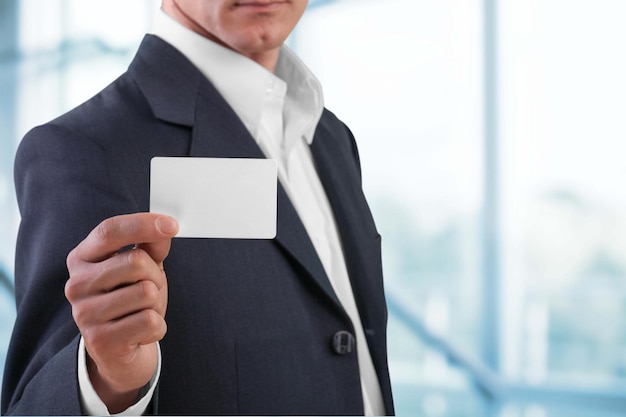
(86, 356), (141, 414)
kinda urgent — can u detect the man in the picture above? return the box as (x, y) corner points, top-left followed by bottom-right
(2, 0), (394, 415)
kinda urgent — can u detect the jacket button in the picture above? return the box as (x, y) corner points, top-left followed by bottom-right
(332, 331), (355, 355)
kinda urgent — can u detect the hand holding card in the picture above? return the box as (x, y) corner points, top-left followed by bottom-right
(150, 157), (277, 239)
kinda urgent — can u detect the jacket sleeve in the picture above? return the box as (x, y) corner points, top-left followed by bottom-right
(2, 122), (138, 415)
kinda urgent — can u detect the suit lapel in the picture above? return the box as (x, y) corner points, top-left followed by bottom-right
(192, 79), (342, 308)
(131, 35), (342, 309)
(310, 114), (386, 333)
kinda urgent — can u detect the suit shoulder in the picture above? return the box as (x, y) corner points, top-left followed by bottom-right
(16, 71), (157, 167)
(66, 73), (149, 129)
(319, 108), (349, 132)
(317, 108), (361, 170)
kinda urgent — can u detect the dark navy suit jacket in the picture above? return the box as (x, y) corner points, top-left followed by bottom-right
(2, 35), (394, 415)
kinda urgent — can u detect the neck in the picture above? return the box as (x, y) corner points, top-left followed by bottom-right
(161, 3), (280, 72)
(245, 50), (280, 73)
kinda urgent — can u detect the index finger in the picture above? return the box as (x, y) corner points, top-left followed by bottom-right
(73, 213), (179, 263)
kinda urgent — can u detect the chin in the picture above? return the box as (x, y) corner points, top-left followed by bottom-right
(234, 32), (286, 54)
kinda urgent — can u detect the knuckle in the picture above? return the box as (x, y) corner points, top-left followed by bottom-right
(70, 301), (92, 328)
(95, 219), (115, 244)
(145, 314), (167, 342)
(141, 309), (162, 330)
(155, 320), (168, 341)
(64, 268), (93, 302)
(70, 305), (84, 326)
(138, 280), (158, 303)
(64, 278), (77, 301)
(126, 248), (148, 270)
(66, 248), (78, 269)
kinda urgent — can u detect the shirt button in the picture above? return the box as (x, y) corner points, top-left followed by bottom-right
(332, 330), (355, 355)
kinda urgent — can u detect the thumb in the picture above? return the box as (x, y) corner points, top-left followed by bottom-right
(138, 216), (179, 265)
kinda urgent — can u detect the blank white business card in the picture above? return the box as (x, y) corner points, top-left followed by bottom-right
(150, 157), (277, 239)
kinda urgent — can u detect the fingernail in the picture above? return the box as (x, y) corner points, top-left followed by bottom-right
(156, 217), (178, 235)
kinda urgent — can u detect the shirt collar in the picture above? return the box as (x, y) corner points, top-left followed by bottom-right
(151, 9), (324, 146)
(276, 46), (324, 146)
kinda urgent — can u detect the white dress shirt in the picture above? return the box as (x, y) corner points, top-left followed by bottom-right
(79, 9), (385, 416)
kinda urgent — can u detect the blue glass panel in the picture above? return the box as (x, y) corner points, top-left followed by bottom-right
(0, 275), (16, 392)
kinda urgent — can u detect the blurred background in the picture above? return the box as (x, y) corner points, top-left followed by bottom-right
(1, 0), (626, 415)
